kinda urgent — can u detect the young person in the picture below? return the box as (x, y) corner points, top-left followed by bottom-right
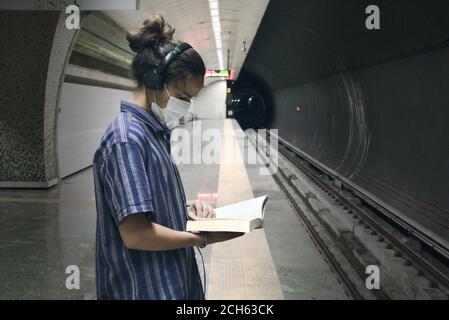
(92, 15), (241, 300)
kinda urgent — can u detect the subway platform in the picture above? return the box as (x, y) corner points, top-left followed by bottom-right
(0, 119), (348, 300)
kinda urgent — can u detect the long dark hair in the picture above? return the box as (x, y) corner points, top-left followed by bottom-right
(126, 14), (206, 88)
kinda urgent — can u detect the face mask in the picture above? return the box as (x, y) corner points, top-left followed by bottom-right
(165, 120), (180, 130)
(150, 102), (166, 123)
(151, 103), (180, 130)
(163, 84), (191, 126)
(150, 86), (191, 129)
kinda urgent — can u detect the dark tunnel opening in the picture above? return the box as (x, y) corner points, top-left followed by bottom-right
(231, 71), (274, 130)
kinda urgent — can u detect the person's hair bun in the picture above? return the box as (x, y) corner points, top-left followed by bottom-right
(126, 14), (175, 53)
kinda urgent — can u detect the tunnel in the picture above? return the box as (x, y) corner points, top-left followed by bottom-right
(236, 0), (449, 256)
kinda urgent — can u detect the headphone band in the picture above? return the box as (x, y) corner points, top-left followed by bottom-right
(143, 42), (192, 90)
(158, 42), (192, 74)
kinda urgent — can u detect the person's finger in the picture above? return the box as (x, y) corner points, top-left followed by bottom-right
(209, 232), (244, 244)
(192, 200), (199, 214)
(195, 200), (204, 217)
(225, 232), (244, 240)
(202, 202), (212, 218)
(189, 202), (196, 215)
(187, 207), (197, 220)
(208, 205), (215, 219)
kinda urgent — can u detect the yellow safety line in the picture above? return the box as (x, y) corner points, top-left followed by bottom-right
(206, 119), (284, 299)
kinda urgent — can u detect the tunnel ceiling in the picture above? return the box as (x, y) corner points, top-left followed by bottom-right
(240, 0), (449, 91)
(103, 0), (269, 79)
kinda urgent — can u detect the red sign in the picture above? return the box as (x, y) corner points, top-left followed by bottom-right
(196, 193), (218, 201)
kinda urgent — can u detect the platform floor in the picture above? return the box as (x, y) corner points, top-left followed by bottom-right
(0, 119), (348, 299)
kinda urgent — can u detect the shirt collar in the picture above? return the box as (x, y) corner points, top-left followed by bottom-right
(120, 100), (171, 135)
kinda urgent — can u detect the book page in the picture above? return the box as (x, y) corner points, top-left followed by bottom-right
(213, 195), (268, 220)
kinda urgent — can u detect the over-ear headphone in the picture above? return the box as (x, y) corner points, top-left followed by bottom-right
(143, 42), (192, 90)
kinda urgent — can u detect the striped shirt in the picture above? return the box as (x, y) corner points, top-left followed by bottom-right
(92, 100), (204, 300)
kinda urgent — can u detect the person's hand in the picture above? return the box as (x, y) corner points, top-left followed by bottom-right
(205, 231), (244, 245)
(187, 200), (216, 220)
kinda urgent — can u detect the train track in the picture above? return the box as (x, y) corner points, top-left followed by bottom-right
(248, 130), (449, 299)
(271, 169), (368, 299)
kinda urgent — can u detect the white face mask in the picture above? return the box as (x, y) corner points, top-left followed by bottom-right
(163, 84), (191, 126)
(165, 120), (180, 130)
(150, 102), (166, 123)
(150, 85), (191, 129)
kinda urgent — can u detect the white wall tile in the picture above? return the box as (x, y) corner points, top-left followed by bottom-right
(57, 82), (132, 178)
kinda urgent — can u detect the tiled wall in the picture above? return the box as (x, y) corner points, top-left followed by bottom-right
(57, 83), (132, 178)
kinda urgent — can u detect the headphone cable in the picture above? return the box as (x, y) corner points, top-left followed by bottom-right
(195, 246), (207, 298)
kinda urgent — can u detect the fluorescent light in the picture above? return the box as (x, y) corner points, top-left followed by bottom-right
(209, 0), (224, 70)
(217, 49), (224, 70)
(212, 21), (221, 31)
(211, 15), (220, 24)
(209, 1), (218, 10)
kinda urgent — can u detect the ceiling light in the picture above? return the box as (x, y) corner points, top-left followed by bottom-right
(209, 0), (218, 10)
(212, 21), (221, 31)
(209, 0), (224, 70)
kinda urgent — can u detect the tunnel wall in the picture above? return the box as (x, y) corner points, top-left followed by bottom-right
(191, 80), (227, 119)
(57, 81), (132, 178)
(239, 0), (449, 249)
(0, 11), (78, 187)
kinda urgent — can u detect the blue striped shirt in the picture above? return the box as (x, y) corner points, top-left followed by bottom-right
(92, 100), (204, 300)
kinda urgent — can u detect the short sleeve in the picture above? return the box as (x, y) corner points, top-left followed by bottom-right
(103, 140), (154, 223)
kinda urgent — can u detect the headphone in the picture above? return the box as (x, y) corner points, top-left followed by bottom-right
(143, 42), (192, 90)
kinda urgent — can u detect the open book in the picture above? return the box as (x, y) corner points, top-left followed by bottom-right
(186, 195), (269, 233)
